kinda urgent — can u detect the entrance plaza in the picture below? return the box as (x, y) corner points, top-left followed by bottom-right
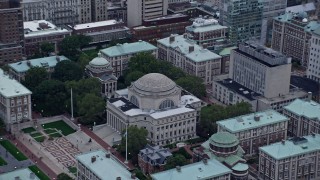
(17, 117), (104, 177)
(93, 124), (122, 146)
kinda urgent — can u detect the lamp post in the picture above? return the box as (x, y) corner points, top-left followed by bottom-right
(124, 122), (128, 164)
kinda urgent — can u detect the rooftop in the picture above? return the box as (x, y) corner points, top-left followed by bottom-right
(8, 56), (69, 73)
(274, 12), (320, 32)
(139, 144), (172, 165)
(283, 99), (320, 120)
(290, 75), (320, 95)
(24, 20), (70, 38)
(157, 35), (221, 62)
(218, 46), (237, 56)
(216, 78), (261, 101)
(209, 132), (239, 148)
(0, 168), (40, 180)
(260, 134), (320, 160)
(0, 69), (32, 98)
(100, 41), (157, 57)
(76, 150), (138, 180)
(286, 3), (316, 14)
(186, 17), (227, 33)
(109, 94), (200, 119)
(73, 20), (123, 30)
(151, 158), (232, 180)
(217, 109), (288, 133)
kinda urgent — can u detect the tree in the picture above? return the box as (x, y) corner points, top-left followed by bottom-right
(77, 93), (105, 125)
(52, 61), (83, 82)
(119, 126), (148, 164)
(165, 154), (188, 170)
(40, 42), (54, 56)
(59, 35), (92, 61)
(198, 102), (252, 137)
(175, 76), (206, 98)
(33, 80), (68, 116)
(78, 53), (91, 71)
(57, 173), (73, 180)
(22, 67), (48, 91)
(124, 71), (144, 86)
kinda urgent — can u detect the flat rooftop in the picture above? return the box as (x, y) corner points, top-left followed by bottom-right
(151, 158), (232, 180)
(73, 20), (122, 30)
(290, 75), (319, 95)
(109, 93), (200, 119)
(76, 150), (138, 180)
(24, 20), (70, 38)
(100, 40), (157, 57)
(157, 35), (221, 62)
(217, 109), (288, 133)
(216, 78), (261, 101)
(283, 98), (320, 120)
(0, 168), (40, 180)
(0, 69), (31, 98)
(8, 56), (69, 73)
(260, 134), (320, 160)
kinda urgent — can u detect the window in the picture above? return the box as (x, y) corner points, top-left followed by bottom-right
(159, 99), (174, 109)
(130, 96), (139, 107)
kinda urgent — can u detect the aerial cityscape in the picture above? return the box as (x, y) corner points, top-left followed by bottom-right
(0, 0), (320, 179)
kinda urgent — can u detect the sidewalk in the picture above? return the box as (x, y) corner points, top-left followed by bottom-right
(8, 134), (59, 179)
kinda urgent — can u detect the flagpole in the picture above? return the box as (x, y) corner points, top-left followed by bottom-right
(71, 88), (74, 121)
(124, 123), (128, 164)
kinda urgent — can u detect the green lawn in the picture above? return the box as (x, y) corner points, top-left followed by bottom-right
(43, 129), (62, 138)
(0, 156), (7, 166)
(0, 140), (27, 161)
(42, 120), (75, 136)
(29, 165), (50, 180)
(22, 127), (36, 134)
(30, 132), (45, 142)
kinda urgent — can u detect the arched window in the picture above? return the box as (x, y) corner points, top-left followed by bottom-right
(159, 99), (174, 109)
(130, 95), (139, 107)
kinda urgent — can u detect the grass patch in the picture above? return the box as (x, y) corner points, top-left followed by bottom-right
(44, 129), (62, 138)
(0, 156), (7, 166)
(68, 166), (77, 174)
(0, 140), (27, 161)
(22, 127), (36, 134)
(30, 132), (45, 142)
(29, 165), (50, 180)
(42, 120), (75, 136)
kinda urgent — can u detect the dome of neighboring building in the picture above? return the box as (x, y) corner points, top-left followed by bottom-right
(133, 73), (176, 94)
(89, 53), (110, 67)
(209, 132), (239, 148)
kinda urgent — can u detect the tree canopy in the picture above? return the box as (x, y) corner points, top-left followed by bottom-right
(198, 102), (252, 137)
(33, 80), (68, 116)
(77, 93), (105, 125)
(40, 42), (54, 56)
(119, 126), (148, 164)
(59, 35), (92, 61)
(52, 60), (83, 82)
(22, 67), (48, 91)
(176, 76), (206, 98)
(164, 154), (188, 170)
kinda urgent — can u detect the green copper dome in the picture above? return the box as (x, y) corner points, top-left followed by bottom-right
(209, 132), (239, 148)
(89, 53), (110, 67)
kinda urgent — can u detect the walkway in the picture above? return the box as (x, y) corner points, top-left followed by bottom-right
(80, 126), (135, 170)
(0, 142), (33, 173)
(8, 134), (58, 179)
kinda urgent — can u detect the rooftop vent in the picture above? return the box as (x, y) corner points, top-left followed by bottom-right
(30, 172), (35, 180)
(281, 139), (285, 145)
(106, 153), (110, 158)
(116, 177), (121, 180)
(254, 115), (260, 121)
(176, 166), (181, 172)
(131, 173), (136, 179)
(203, 158), (208, 165)
(91, 156), (96, 163)
(301, 145), (308, 149)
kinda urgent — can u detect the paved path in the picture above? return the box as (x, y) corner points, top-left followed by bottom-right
(0, 142), (33, 173)
(80, 126), (135, 170)
(8, 135), (58, 179)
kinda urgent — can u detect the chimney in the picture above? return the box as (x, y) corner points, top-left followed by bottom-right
(56, 55), (60, 62)
(281, 139), (285, 145)
(15, 177), (21, 180)
(91, 156), (96, 163)
(203, 158), (208, 165)
(106, 153), (110, 158)
(131, 173), (136, 179)
(116, 177), (121, 180)
(169, 35), (175, 43)
(183, 33), (187, 38)
(30, 172), (35, 180)
(189, 46), (194, 53)
(202, 43), (208, 49)
(307, 92), (312, 101)
(176, 166), (181, 172)
(312, 132), (316, 137)
(26, 60), (31, 67)
(254, 115), (260, 121)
